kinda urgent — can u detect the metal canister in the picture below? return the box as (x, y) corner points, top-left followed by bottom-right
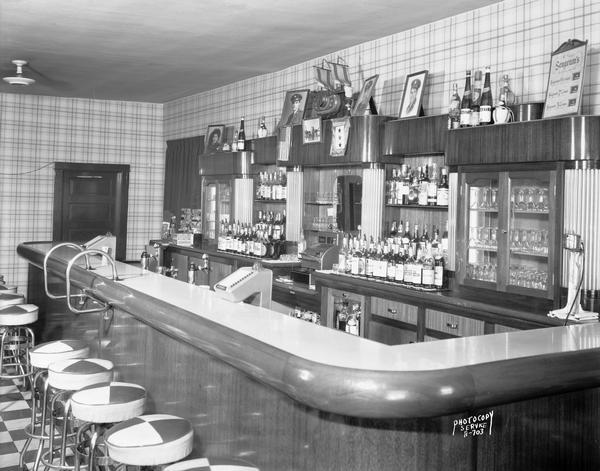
(140, 251), (150, 270)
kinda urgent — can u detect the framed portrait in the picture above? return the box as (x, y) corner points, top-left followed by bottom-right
(543, 39), (588, 119)
(398, 70), (428, 118)
(302, 117), (322, 144)
(279, 89), (310, 128)
(205, 124), (225, 154)
(351, 74), (379, 116)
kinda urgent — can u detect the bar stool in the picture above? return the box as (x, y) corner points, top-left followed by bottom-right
(41, 358), (114, 470)
(70, 381), (146, 470)
(105, 414), (194, 467)
(0, 291), (25, 307)
(164, 457), (260, 470)
(20, 340), (91, 471)
(0, 303), (38, 382)
(0, 282), (18, 293)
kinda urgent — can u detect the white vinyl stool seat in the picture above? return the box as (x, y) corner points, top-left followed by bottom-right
(48, 358), (114, 391)
(29, 339), (90, 369)
(0, 283), (18, 293)
(0, 304), (38, 325)
(71, 381), (146, 423)
(164, 457), (260, 471)
(105, 414), (194, 466)
(0, 292), (25, 307)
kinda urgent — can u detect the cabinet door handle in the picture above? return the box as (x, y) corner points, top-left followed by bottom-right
(446, 322), (458, 329)
(388, 308), (397, 314)
(289, 290), (296, 295)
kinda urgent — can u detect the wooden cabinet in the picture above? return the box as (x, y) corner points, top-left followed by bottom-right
(369, 297), (418, 345)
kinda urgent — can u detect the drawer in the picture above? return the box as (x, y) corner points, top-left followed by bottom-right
(425, 309), (484, 337)
(371, 297), (418, 326)
(368, 319), (417, 345)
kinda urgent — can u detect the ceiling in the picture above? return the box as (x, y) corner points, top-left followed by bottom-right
(0, 0), (502, 103)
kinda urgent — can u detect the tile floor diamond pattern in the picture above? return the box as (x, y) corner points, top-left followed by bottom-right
(0, 377), (36, 471)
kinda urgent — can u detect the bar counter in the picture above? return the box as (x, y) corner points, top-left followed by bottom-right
(18, 241), (600, 470)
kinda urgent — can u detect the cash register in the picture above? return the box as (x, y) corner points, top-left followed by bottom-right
(214, 264), (273, 308)
(292, 243), (339, 287)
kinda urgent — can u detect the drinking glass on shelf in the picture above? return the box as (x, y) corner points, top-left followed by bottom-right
(470, 187), (480, 209)
(526, 187), (536, 211)
(490, 188), (498, 209)
(481, 187), (490, 209)
(516, 187), (527, 211)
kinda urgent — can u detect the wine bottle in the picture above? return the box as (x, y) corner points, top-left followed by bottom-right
(479, 66), (493, 124)
(237, 117), (246, 151)
(447, 83), (461, 130)
(232, 130), (239, 152)
(470, 69), (482, 126)
(460, 70), (473, 127)
(418, 166), (429, 206)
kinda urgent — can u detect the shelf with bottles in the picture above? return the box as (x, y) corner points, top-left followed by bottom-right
(333, 294), (362, 337)
(385, 160), (449, 208)
(289, 307), (321, 325)
(255, 169), (288, 201)
(305, 192), (338, 206)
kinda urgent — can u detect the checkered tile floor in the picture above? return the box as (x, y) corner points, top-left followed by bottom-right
(0, 377), (36, 471)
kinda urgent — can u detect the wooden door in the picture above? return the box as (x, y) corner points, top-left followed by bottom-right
(53, 163), (129, 260)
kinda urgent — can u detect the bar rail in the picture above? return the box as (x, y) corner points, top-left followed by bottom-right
(18, 241), (600, 419)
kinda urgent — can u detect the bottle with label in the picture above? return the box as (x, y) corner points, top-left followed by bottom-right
(479, 66), (493, 124)
(421, 247), (435, 288)
(418, 166), (429, 206)
(232, 130), (239, 152)
(437, 168), (449, 206)
(447, 83), (461, 130)
(427, 163), (438, 206)
(237, 117), (246, 151)
(470, 69), (482, 126)
(460, 70), (473, 127)
(434, 254), (445, 289)
(258, 116), (268, 138)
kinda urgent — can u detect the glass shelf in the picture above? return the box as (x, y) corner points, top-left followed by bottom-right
(255, 199), (286, 203)
(386, 204), (448, 210)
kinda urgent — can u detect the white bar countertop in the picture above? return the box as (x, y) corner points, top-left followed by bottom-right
(18, 241), (600, 418)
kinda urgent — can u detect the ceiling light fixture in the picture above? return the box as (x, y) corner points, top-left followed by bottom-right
(3, 60), (35, 86)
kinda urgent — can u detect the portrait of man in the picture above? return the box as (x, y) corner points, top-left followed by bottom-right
(205, 125), (225, 153)
(399, 70), (428, 118)
(279, 90), (309, 128)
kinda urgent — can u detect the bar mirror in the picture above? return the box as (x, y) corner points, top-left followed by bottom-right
(336, 175), (362, 232)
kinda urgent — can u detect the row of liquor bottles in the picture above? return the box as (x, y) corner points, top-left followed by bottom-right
(336, 221), (448, 289)
(288, 307), (321, 325)
(217, 214), (286, 259)
(448, 66), (516, 129)
(333, 295), (362, 337)
(386, 164), (449, 206)
(256, 170), (287, 200)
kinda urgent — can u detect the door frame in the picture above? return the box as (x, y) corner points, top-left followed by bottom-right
(53, 162), (130, 260)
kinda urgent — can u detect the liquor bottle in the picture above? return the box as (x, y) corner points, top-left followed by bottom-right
(258, 116), (268, 138)
(237, 117), (246, 151)
(436, 168), (449, 206)
(346, 303), (360, 336)
(336, 299), (348, 332)
(479, 66), (493, 124)
(350, 237), (361, 276)
(365, 237), (375, 278)
(441, 220), (449, 257)
(421, 246), (435, 288)
(470, 69), (482, 126)
(447, 83), (461, 130)
(427, 163), (438, 206)
(402, 222), (411, 252)
(404, 246), (415, 285)
(407, 169), (419, 205)
(394, 245), (405, 283)
(389, 220), (398, 243)
(460, 70), (473, 127)
(418, 166), (429, 206)
(385, 242), (396, 281)
(497, 73), (516, 106)
(338, 234), (348, 273)
(231, 130), (239, 152)
(434, 254), (445, 289)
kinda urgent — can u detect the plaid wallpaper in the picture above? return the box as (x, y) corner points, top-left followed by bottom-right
(0, 93), (164, 295)
(164, 0), (600, 140)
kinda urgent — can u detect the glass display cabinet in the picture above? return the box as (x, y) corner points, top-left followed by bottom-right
(202, 179), (231, 242)
(457, 166), (562, 300)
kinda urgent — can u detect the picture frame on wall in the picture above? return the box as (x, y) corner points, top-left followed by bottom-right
(398, 70), (428, 118)
(205, 124), (225, 153)
(302, 117), (322, 144)
(279, 89), (310, 128)
(351, 74), (379, 116)
(543, 39), (588, 119)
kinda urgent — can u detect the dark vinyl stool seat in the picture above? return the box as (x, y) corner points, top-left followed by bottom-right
(0, 303), (38, 381)
(0, 283), (18, 293)
(164, 457), (260, 471)
(105, 414), (194, 467)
